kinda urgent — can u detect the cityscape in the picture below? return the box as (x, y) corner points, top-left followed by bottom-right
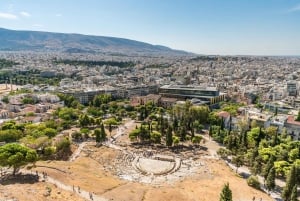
(0, 1), (300, 201)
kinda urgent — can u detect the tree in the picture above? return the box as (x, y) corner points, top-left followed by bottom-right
(263, 156), (275, 181)
(0, 143), (38, 175)
(266, 167), (276, 192)
(219, 183), (232, 201)
(79, 114), (90, 127)
(95, 128), (101, 143)
(192, 135), (202, 145)
(166, 126), (173, 147)
(290, 185), (298, 201)
(95, 124), (107, 144)
(217, 148), (229, 160)
(0, 129), (22, 142)
(296, 110), (300, 121)
(173, 136), (180, 147)
(247, 175), (260, 189)
(2, 96), (9, 103)
(43, 128), (57, 138)
(150, 131), (161, 144)
(282, 165), (297, 201)
(209, 126), (213, 139)
(232, 155), (244, 173)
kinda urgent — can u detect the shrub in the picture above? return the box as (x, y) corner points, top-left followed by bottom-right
(44, 146), (56, 156)
(247, 175), (260, 189)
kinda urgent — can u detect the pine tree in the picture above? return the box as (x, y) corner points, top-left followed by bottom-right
(282, 165), (297, 201)
(266, 167), (276, 191)
(219, 183), (232, 201)
(290, 185), (298, 201)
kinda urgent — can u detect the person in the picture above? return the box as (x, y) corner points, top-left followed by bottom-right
(78, 186), (80, 193)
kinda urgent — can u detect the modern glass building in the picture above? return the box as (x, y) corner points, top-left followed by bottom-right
(159, 85), (226, 105)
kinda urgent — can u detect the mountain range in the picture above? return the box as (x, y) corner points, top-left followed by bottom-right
(0, 28), (191, 56)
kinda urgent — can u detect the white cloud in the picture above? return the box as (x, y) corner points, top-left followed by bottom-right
(288, 4), (300, 12)
(55, 13), (62, 17)
(20, 11), (31, 17)
(0, 12), (18, 19)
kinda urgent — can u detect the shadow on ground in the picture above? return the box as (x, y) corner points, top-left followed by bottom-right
(0, 173), (39, 185)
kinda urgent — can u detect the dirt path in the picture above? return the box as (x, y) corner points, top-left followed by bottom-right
(69, 142), (88, 162)
(21, 170), (107, 201)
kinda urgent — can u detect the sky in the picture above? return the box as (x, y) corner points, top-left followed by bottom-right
(0, 0), (300, 55)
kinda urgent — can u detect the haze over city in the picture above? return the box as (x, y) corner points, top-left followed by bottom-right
(0, 0), (300, 55)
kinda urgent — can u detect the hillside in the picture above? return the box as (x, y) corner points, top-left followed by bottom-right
(0, 28), (191, 56)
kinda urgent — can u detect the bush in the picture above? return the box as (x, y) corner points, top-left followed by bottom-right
(150, 131), (161, 143)
(247, 175), (260, 189)
(44, 146), (56, 156)
(56, 138), (71, 152)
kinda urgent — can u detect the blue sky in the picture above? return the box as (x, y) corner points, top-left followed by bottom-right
(0, 0), (300, 55)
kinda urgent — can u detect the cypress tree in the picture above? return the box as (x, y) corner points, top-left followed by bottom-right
(209, 125), (213, 138)
(100, 123), (106, 141)
(290, 185), (298, 201)
(263, 156), (275, 181)
(219, 183), (232, 201)
(282, 165), (297, 201)
(95, 128), (101, 143)
(266, 167), (276, 191)
(166, 126), (173, 147)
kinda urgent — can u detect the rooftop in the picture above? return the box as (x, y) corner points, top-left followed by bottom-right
(160, 85), (218, 91)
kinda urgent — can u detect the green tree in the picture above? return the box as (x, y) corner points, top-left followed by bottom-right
(79, 114), (90, 127)
(0, 129), (23, 142)
(100, 123), (107, 140)
(57, 107), (78, 121)
(166, 126), (173, 147)
(296, 110), (300, 121)
(72, 131), (82, 141)
(282, 165), (298, 201)
(247, 175), (260, 189)
(232, 155), (244, 173)
(2, 96), (9, 103)
(55, 138), (71, 152)
(290, 185), (298, 201)
(263, 156), (275, 181)
(0, 143), (38, 175)
(219, 183), (232, 201)
(95, 128), (101, 143)
(173, 136), (180, 147)
(43, 128), (57, 138)
(150, 131), (161, 144)
(266, 167), (276, 191)
(192, 135), (203, 145)
(217, 148), (229, 160)
(209, 125), (213, 139)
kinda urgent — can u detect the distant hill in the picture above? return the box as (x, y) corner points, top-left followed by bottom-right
(0, 28), (192, 56)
